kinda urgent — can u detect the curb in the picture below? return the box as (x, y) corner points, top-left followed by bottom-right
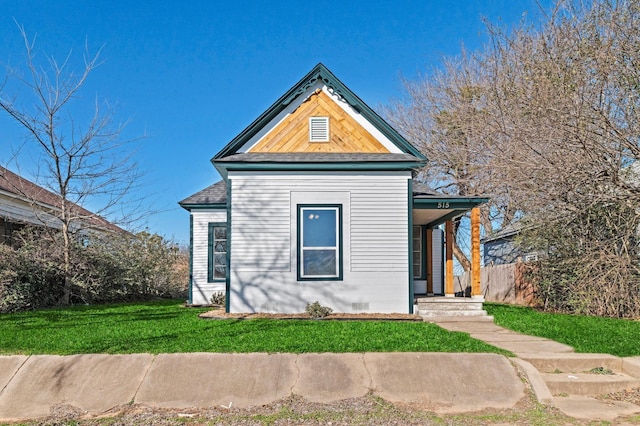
(510, 358), (554, 404)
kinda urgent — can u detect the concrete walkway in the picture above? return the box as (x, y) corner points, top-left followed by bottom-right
(430, 318), (640, 422)
(432, 318), (574, 356)
(0, 352), (523, 422)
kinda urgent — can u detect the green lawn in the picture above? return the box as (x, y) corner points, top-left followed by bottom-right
(486, 303), (640, 357)
(0, 300), (509, 355)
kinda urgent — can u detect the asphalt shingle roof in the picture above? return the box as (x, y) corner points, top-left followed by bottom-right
(0, 166), (125, 233)
(179, 180), (227, 206)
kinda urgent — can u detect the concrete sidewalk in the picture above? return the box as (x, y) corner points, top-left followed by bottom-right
(0, 352), (523, 422)
(430, 318), (640, 422)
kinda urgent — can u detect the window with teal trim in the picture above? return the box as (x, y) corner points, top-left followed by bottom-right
(413, 226), (422, 279)
(298, 205), (342, 280)
(208, 223), (227, 282)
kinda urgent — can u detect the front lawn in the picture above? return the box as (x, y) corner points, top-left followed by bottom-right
(486, 303), (640, 357)
(0, 300), (509, 355)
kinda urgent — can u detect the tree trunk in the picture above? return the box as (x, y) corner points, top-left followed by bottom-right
(453, 239), (471, 272)
(61, 222), (72, 305)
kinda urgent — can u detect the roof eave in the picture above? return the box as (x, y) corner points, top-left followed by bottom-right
(213, 160), (427, 176)
(179, 202), (227, 211)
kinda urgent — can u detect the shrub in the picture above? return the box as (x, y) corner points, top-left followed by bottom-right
(305, 301), (333, 319)
(0, 228), (188, 312)
(210, 291), (225, 306)
(522, 202), (640, 318)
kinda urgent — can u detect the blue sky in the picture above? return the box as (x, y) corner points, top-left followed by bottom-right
(0, 0), (550, 244)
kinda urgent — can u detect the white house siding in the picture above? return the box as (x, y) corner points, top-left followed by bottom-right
(191, 209), (227, 305)
(0, 192), (61, 229)
(228, 171), (411, 314)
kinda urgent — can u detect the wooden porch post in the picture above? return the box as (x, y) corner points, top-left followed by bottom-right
(471, 207), (481, 297)
(445, 220), (454, 297)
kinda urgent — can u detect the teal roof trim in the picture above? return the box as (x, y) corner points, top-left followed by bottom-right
(212, 63), (426, 161)
(214, 160), (425, 179)
(180, 203), (226, 211)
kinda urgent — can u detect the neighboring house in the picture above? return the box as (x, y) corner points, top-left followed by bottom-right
(180, 64), (487, 313)
(481, 224), (538, 266)
(0, 165), (123, 244)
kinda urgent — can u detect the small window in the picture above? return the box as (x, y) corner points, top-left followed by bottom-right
(309, 117), (329, 142)
(208, 223), (227, 282)
(298, 205), (342, 280)
(413, 226), (422, 279)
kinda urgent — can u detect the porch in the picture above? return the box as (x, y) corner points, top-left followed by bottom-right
(411, 185), (489, 318)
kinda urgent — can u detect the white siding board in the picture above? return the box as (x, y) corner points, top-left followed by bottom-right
(191, 210), (227, 305)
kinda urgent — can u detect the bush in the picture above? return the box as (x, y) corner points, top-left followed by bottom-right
(305, 301), (333, 319)
(522, 202), (640, 318)
(210, 291), (225, 306)
(0, 228), (188, 312)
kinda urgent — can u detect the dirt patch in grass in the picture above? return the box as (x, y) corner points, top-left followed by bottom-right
(199, 308), (423, 321)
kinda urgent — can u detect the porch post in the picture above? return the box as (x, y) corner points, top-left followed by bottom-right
(445, 220), (454, 297)
(471, 207), (481, 297)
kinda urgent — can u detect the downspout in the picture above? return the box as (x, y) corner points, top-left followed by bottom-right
(188, 214), (194, 305)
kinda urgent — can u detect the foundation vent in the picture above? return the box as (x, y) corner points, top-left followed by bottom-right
(352, 302), (370, 311)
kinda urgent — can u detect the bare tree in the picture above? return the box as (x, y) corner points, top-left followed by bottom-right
(0, 25), (143, 304)
(386, 0), (640, 316)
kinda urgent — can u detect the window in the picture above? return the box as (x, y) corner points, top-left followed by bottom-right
(308, 117), (329, 142)
(298, 205), (342, 280)
(413, 226), (422, 279)
(208, 223), (227, 282)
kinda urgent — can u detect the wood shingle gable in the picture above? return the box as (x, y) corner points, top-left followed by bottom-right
(248, 90), (389, 154)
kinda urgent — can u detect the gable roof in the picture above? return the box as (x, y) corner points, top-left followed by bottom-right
(0, 165), (125, 234)
(213, 63), (426, 162)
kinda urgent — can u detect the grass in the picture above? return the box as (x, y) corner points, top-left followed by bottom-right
(486, 303), (640, 357)
(0, 299), (510, 355)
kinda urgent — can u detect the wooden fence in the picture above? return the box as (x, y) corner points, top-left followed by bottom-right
(454, 263), (536, 306)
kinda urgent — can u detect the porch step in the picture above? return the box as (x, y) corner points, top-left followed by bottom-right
(542, 371), (640, 396)
(418, 309), (491, 318)
(416, 297), (485, 310)
(417, 301), (484, 311)
(422, 315), (495, 323)
(416, 296), (490, 320)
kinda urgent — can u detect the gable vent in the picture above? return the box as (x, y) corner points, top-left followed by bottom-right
(309, 117), (329, 142)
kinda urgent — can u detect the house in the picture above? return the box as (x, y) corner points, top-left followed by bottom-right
(0, 165), (123, 244)
(180, 64), (488, 314)
(482, 224), (539, 266)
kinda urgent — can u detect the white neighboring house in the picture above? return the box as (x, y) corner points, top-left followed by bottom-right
(0, 165), (124, 244)
(180, 64), (487, 313)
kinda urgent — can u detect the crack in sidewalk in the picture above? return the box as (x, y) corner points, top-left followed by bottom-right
(131, 355), (156, 404)
(0, 355), (30, 397)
